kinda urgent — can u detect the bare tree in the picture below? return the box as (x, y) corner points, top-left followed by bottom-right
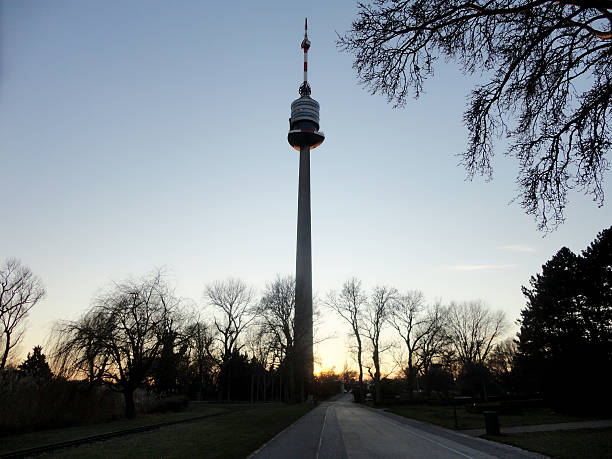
(416, 301), (451, 376)
(245, 325), (275, 366)
(390, 299), (451, 395)
(257, 275), (295, 401)
(184, 320), (217, 400)
(446, 300), (506, 366)
(205, 278), (256, 401)
(243, 325), (278, 402)
(339, 1), (612, 230)
(51, 310), (110, 382)
(51, 270), (182, 418)
(0, 258), (46, 369)
(488, 337), (518, 378)
(326, 278), (367, 392)
(388, 290), (431, 397)
(365, 285), (398, 403)
(151, 293), (192, 396)
(341, 361), (358, 385)
(258, 276), (295, 367)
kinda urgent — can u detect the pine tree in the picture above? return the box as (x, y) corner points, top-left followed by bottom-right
(518, 227), (612, 411)
(19, 345), (53, 379)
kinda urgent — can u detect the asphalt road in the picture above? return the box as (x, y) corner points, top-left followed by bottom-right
(250, 394), (545, 459)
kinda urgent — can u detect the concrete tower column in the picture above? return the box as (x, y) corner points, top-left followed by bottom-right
(294, 145), (313, 401)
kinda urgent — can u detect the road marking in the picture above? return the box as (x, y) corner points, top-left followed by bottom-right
(315, 404), (330, 459)
(376, 415), (476, 458)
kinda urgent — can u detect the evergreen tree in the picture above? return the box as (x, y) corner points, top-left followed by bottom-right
(518, 227), (612, 411)
(580, 227), (612, 354)
(19, 345), (53, 379)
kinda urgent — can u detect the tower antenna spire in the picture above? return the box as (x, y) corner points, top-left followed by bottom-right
(299, 17), (311, 97)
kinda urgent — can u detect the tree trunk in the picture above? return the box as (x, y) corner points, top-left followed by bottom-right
(288, 358), (296, 403)
(124, 389), (136, 419)
(407, 349), (415, 399)
(375, 377), (382, 404)
(373, 349), (382, 404)
(357, 336), (363, 390)
(0, 335), (10, 369)
(226, 363), (232, 402)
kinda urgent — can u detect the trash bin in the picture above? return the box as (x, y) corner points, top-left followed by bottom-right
(483, 411), (500, 435)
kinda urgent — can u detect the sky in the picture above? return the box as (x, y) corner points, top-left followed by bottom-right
(1, 1), (610, 373)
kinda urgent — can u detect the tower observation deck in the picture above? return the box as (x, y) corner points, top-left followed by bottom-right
(288, 18), (323, 402)
(288, 18), (325, 151)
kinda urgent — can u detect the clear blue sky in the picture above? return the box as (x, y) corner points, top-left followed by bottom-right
(1, 1), (610, 370)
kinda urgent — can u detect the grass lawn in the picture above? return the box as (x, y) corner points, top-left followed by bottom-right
(0, 403), (231, 455)
(1, 402), (312, 458)
(484, 427), (612, 459)
(385, 404), (604, 431)
(47, 403), (313, 459)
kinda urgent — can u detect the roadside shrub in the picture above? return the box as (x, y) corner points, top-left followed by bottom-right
(378, 378), (405, 405)
(145, 395), (189, 413)
(0, 372), (123, 434)
(422, 366), (454, 395)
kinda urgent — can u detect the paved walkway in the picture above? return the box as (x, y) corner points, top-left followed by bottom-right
(462, 418), (612, 437)
(250, 394), (546, 458)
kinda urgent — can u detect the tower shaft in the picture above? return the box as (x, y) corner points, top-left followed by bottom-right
(288, 17), (324, 403)
(294, 145), (313, 401)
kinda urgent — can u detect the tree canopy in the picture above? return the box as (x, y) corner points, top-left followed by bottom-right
(52, 270), (184, 418)
(339, 1), (612, 230)
(1, 258), (46, 368)
(19, 345), (53, 379)
(518, 226), (612, 409)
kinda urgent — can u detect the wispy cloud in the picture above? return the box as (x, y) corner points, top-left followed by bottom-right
(441, 264), (515, 271)
(497, 245), (536, 253)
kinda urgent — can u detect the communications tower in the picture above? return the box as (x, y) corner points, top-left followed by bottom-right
(288, 18), (324, 401)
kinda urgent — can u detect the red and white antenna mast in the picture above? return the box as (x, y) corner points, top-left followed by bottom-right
(299, 18), (311, 97)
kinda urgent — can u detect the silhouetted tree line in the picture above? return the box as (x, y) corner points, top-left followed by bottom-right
(0, 271), (308, 429)
(1, 225), (609, 427)
(0, 344), (181, 433)
(332, 226), (612, 414)
(327, 280), (507, 404)
(46, 273), (311, 418)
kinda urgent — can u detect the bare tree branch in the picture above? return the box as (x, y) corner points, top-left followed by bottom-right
(49, 269), (183, 418)
(365, 285), (398, 403)
(326, 277), (368, 390)
(446, 300), (507, 366)
(0, 258), (46, 369)
(339, 0), (612, 230)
